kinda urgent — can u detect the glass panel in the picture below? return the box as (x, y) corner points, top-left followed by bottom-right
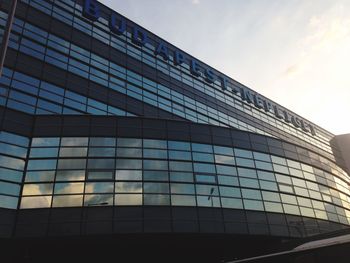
(87, 158), (115, 169)
(218, 175), (239, 186)
(0, 181), (20, 195)
(143, 160), (168, 170)
(234, 149), (252, 158)
(117, 138), (141, 148)
(57, 159), (85, 169)
(144, 171), (168, 181)
(221, 197), (243, 209)
(115, 170), (142, 181)
(56, 170), (85, 181)
(169, 161), (193, 171)
(87, 171), (113, 180)
(264, 201), (283, 213)
(239, 178), (259, 188)
(143, 149), (167, 159)
(0, 195), (18, 209)
(193, 163), (215, 173)
(27, 159), (57, 170)
(22, 183), (53, 195)
(192, 143), (212, 153)
(144, 182), (169, 193)
(143, 139), (167, 149)
(59, 147), (87, 157)
(171, 195), (196, 206)
(241, 189), (261, 200)
(169, 172), (193, 182)
(54, 182), (84, 194)
(61, 137), (88, 146)
(168, 141), (190, 151)
(117, 148), (142, 158)
(30, 147), (59, 158)
(214, 146), (233, 156)
(197, 195), (220, 207)
(52, 195), (83, 207)
(243, 199), (264, 211)
(170, 183), (195, 194)
(116, 159), (142, 169)
(144, 194), (170, 205)
(0, 168), (23, 182)
(85, 182), (114, 193)
(215, 154), (235, 165)
(115, 182), (142, 193)
(115, 194), (142, 205)
(20, 196), (51, 208)
(84, 194), (113, 206)
(89, 137), (115, 146)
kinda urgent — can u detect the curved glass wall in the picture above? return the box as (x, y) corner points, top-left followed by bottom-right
(10, 135), (349, 226)
(0, 2), (335, 155)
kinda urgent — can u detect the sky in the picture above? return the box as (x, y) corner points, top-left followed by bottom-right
(100, 0), (350, 135)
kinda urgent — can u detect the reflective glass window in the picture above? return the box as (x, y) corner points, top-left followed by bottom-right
(56, 170), (85, 181)
(169, 161), (193, 171)
(144, 194), (170, 205)
(143, 160), (168, 170)
(193, 163), (215, 173)
(171, 195), (196, 206)
(117, 148), (142, 158)
(21, 196), (51, 208)
(116, 159), (142, 169)
(169, 172), (193, 182)
(54, 182), (84, 194)
(115, 194), (142, 205)
(117, 138), (142, 148)
(89, 137), (115, 146)
(144, 182), (169, 193)
(216, 165), (236, 175)
(0, 168), (23, 183)
(241, 189), (261, 200)
(88, 171), (114, 180)
(59, 147), (87, 157)
(215, 154), (235, 165)
(213, 146), (233, 156)
(57, 159), (85, 169)
(234, 149), (252, 158)
(192, 143), (212, 153)
(52, 195), (83, 207)
(170, 183), (195, 194)
(22, 183), (53, 195)
(243, 199), (264, 211)
(30, 147), (59, 158)
(168, 141), (190, 151)
(144, 170), (168, 181)
(87, 158), (115, 169)
(115, 170), (142, 181)
(85, 182), (114, 193)
(217, 175), (239, 186)
(115, 182), (142, 193)
(192, 152), (214, 163)
(143, 139), (167, 149)
(61, 137), (88, 146)
(84, 194), (113, 206)
(237, 168), (257, 178)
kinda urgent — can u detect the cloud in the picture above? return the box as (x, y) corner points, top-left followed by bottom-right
(192, 0), (200, 5)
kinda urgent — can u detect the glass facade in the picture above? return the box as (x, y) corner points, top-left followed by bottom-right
(0, 0), (349, 242)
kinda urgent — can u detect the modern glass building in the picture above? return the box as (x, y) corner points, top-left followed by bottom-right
(0, 0), (349, 262)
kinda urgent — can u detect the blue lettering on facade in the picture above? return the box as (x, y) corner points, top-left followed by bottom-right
(81, 0), (316, 136)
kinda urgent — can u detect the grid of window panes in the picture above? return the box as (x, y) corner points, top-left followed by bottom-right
(1, 2), (334, 156)
(0, 132), (29, 209)
(19, 136), (350, 225)
(0, 14), (273, 138)
(0, 66), (134, 116)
